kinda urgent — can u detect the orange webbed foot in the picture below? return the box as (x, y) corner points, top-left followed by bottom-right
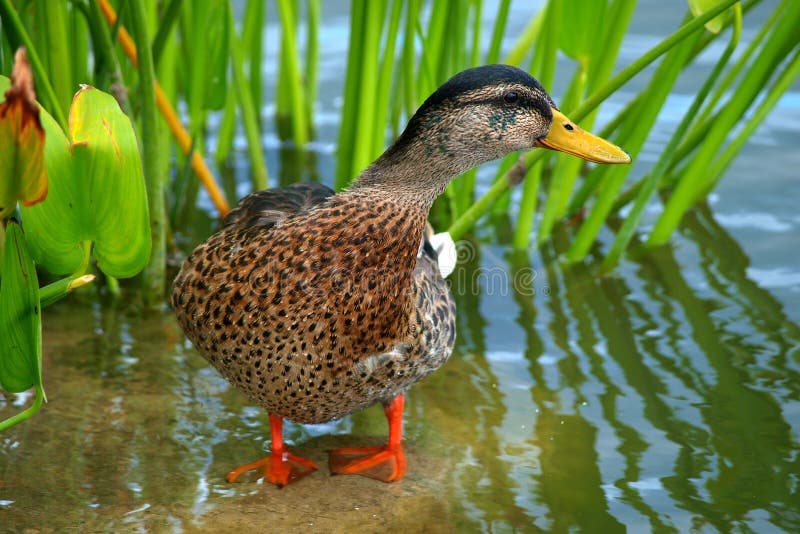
(226, 452), (319, 487)
(328, 394), (408, 482)
(329, 444), (406, 482)
(225, 413), (318, 487)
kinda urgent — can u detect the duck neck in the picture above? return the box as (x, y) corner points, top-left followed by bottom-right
(348, 136), (467, 210)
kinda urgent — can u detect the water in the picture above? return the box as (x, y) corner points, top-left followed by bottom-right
(2, 2), (799, 532)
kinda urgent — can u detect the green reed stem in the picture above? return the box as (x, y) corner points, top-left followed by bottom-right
(449, 151), (547, 240)
(335, 2), (366, 189)
(349, 1), (384, 180)
(229, 6), (268, 190)
(511, 0), (559, 249)
(422, 0), (447, 87)
(443, 1), (477, 218)
(128, 0), (164, 304)
(445, 2), (469, 82)
(0, 0), (67, 130)
(608, 1), (768, 214)
(214, 84), (237, 168)
(486, 0), (511, 64)
(400, 0), (420, 125)
(215, 0), (262, 169)
(503, 10), (542, 66)
(576, 0), (738, 120)
(519, 0), (629, 239)
(601, 5), (741, 271)
(184, 2), (204, 136)
(39, 275), (88, 308)
(705, 48), (800, 196)
(470, 0), (483, 66)
(565, 29), (701, 263)
(151, 0), (182, 67)
(34, 0), (72, 117)
(536, 66), (588, 247)
(512, 158), (545, 247)
(671, 0), (780, 167)
(169, 140), (199, 230)
(276, 0), (309, 148)
(373, 0), (402, 161)
(83, 0), (122, 99)
(69, 4), (88, 97)
(648, 1), (800, 246)
(652, 1), (778, 175)
(591, 0), (637, 88)
(0, 223), (4, 273)
(306, 0), (320, 121)
(243, 0), (264, 123)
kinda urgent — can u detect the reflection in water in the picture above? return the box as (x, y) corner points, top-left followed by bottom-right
(1, 209), (799, 531)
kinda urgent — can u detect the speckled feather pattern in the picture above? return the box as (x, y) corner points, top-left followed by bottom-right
(172, 183), (456, 424)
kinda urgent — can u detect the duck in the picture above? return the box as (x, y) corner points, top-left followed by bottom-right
(171, 64), (630, 487)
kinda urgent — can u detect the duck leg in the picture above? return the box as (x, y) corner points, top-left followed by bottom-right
(328, 394), (407, 482)
(225, 413), (318, 487)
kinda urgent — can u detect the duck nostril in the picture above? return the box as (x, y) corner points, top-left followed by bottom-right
(564, 123), (574, 131)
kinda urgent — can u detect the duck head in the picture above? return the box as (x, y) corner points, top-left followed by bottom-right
(355, 64), (630, 199)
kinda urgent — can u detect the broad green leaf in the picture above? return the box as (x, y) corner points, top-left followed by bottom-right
(69, 88), (151, 277)
(688, 0), (727, 34)
(557, 0), (607, 64)
(0, 221), (43, 394)
(0, 50), (48, 220)
(20, 86), (151, 278)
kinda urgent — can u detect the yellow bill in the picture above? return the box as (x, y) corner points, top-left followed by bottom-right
(535, 108), (631, 164)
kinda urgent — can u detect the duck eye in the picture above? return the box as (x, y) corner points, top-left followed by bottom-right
(503, 91), (519, 104)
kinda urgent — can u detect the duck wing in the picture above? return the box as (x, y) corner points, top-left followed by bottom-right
(222, 183), (335, 230)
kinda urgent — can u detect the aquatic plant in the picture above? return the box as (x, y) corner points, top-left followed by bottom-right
(0, 49), (149, 429)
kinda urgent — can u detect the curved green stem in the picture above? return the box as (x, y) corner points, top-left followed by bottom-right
(0, 385), (44, 431)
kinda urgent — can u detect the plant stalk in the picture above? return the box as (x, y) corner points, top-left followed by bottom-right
(127, 0), (164, 304)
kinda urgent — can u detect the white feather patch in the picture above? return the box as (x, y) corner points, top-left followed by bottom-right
(429, 231), (456, 278)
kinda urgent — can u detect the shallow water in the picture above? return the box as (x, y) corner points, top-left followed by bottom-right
(2, 1), (800, 532)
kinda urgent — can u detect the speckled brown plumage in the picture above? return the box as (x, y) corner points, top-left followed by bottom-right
(171, 64), (629, 485)
(173, 183), (455, 424)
